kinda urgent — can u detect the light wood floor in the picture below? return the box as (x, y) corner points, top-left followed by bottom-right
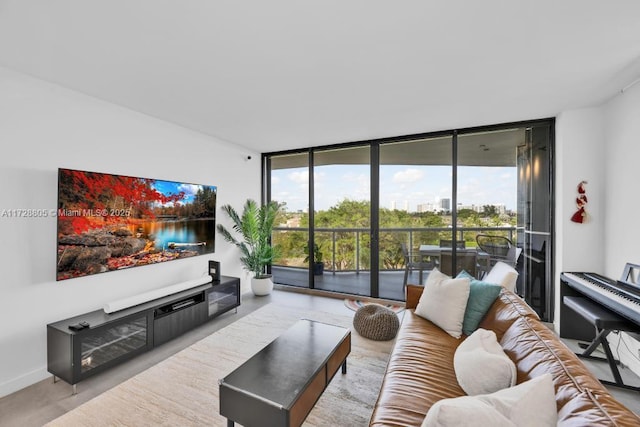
(0, 290), (355, 427)
(561, 337), (640, 412)
(0, 289), (638, 427)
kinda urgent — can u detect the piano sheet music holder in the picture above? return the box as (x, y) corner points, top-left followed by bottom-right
(619, 262), (640, 289)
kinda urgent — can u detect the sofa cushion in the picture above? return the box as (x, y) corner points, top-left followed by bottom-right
(500, 316), (640, 425)
(422, 374), (557, 427)
(453, 328), (516, 395)
(484, 261), (518, 292)
(423, 396), (513, 426)
(477, 289), (539, 341)
(457, 270), (502, 336)
(369, 309), (466, 426)
(415, 268), (470, 339)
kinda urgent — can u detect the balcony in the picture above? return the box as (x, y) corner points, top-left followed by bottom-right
(271, 226), (516, 301)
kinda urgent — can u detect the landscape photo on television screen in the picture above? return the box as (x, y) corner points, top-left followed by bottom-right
(56, 168), (216, 281)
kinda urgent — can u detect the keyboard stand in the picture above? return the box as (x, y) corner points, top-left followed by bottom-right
(563, 296), (640, 392)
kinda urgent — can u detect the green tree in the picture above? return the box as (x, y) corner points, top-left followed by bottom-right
(272, 198), (517, 271)
(482, 205), (498, 216)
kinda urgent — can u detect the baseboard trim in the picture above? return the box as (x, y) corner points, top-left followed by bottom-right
(0, 366), (49, 399)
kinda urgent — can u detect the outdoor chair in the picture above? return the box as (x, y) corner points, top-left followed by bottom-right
(476, 234), (521, 268)
(401, 243), (436, 289)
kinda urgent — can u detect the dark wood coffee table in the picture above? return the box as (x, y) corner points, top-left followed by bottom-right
(219, 319), (351, 427)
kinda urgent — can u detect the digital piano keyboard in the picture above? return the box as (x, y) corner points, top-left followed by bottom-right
(560, 271), (640, 326)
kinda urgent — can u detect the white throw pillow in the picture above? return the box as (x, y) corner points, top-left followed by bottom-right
(453, 328), (517, 395)
(423, 396), (514, 426)
(422, 374), (557, 427)
(415, 268), (470, 339)
(484, 261), (518, 292)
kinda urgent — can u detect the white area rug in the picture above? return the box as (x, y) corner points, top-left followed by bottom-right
(46, 304), (395, 426)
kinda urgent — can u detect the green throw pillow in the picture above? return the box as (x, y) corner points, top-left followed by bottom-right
(457, 270), (502, 336)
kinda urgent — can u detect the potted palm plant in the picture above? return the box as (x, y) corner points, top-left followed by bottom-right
(304, 242), (324, 275)
(217, 199), (282, 296)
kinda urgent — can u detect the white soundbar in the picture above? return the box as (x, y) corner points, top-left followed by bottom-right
(103, 276), (212, 314)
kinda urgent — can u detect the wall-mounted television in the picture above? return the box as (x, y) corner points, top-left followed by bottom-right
(56, 168), (216, 281)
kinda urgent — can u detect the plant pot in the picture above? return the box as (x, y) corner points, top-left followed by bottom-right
(251, 275), (274, 296)
(312, 262), (324, 276)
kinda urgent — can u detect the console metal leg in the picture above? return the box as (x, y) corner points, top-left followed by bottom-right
(342, 359), (347, 374)
(52, 375), (77, 395)
(227, 419), (234, 427)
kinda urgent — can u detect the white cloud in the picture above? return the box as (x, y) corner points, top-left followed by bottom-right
(177, 183), (200, 196)
(288, 170), (309, 184)
(392, 168), (424, 184)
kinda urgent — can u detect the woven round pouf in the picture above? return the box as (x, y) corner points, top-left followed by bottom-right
(353, 304), (399, 341)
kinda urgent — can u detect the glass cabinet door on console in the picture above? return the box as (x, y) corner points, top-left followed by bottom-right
(78, 314), (149, 375)
(47, 277), (240, 394)
(47, 311), (153, 393)
(207, 278), (240, 318)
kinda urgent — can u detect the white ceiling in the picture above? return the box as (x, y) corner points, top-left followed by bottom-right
(2, 1), (640, 153)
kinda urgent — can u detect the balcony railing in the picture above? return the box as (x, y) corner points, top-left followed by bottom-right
(272, 226), (516, 274)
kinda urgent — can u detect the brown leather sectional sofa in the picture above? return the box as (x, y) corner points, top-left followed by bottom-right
(369, 284), (640, 426)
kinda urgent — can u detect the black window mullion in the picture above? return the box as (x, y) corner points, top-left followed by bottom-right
(370, 142), (380, 298)
(308, 149), (315, 289)
(452, 131), (458, 262)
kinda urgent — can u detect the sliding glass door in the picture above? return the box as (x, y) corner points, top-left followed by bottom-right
(378, 135), (453, 300)
(313, 146), (371, 296)
(517, 122), (553, 320)
(456, 129), (520, 279)
(265, 119), (554, 321)
(269, 152), (310, 288)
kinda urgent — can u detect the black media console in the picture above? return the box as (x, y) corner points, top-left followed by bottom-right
(47, 275), (240, 394)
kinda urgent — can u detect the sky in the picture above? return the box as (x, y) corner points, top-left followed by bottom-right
(272, 165), (516, 213)
(152, 180), (216, 206)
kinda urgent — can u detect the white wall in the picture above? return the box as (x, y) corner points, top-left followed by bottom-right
(0, 67), (260, 397)
(603, 84), (640, 276)
(555, 83), (640, 377)
(554, 108), (606, 331)
(601, 82), (640, 375)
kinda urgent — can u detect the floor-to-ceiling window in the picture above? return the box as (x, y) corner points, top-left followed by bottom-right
(269, 152), (310, 288)
(517, 122), (554, 321)
(378, 134), (453, 300)
(455, 128), (520, 278)
(266, 119), (554, 321)
(313, 146), (371, 296)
